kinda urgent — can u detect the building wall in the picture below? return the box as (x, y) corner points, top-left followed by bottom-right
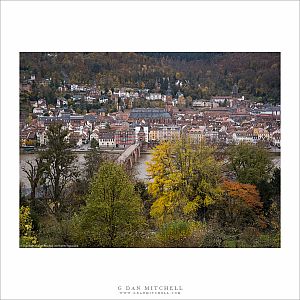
(135, 126), (149, 143)
(115, 130), (135, 147)
(158, 126), (180, 141)
(99, 138), (116, 147)
(149, 129), (159, 141)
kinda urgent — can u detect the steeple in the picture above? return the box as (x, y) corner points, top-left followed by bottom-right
(166, 81), (172, 96)
(154, 78), (160, 92)
(165, 80), (173, 113)
(232, 83), (238, 97)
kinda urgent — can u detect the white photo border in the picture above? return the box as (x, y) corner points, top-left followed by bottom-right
(1, 1), (299, 299)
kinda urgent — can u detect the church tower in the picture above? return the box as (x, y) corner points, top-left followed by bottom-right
(138, 126), (146, 143)
(154, 78), (160, 92)
(165, 81), (173, 113)
(232, 83), (238, 98)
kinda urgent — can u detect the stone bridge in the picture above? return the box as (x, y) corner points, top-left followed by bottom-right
(116, 143), (141, 169)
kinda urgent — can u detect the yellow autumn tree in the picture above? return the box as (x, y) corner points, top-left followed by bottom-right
(19, 206), (38, 247)
(147, 137), (222, 225)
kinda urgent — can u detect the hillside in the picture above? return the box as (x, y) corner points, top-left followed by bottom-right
(20, 52), (280, 103)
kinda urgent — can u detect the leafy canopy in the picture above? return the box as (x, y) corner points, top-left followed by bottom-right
(217, 180), (266, 230)
(39, 123), (78, 216)
(73, 162), (146, 247)
(20, 206), (38, 247)
(227, 143), (273, 185)
(147, 137), (222, 225)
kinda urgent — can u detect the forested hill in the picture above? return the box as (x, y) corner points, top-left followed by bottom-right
(20, 52), (280, 103)
(139, 52), (225, 62)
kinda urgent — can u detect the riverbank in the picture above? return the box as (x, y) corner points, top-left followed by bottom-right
(141, 151), (153, 155)
(20, 148), (125, 155)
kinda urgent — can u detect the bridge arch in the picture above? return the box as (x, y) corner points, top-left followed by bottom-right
(116, 143), (141, 169)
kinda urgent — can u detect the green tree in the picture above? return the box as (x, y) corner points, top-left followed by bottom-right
(72, 162), (146, 247)
(227, 143), (273, 186)
(90, 138), (98, 149)
(84, 148), (105, 182)
(270, 167), (280, 200)
(134, 181), (154, 220)
(147, 137), (222, 225)
(257, 167), (281, 217)
(40, 124), (77, 217)
(25, 115), (33, 125)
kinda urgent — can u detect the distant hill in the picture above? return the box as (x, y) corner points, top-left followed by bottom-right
(20, 52), (280, 103)
(139, 52), (225, 62)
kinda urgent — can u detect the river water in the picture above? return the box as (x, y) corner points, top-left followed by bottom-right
(20, 152), (280, 189)
(20, 152), (153, 188)
(134, 154), (152, 181)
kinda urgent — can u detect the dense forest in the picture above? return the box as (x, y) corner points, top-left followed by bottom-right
(20, 52), (280, 103)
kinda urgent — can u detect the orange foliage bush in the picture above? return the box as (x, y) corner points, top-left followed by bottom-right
(221, 180), (266, 229)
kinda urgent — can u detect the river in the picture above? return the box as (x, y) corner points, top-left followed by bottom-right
(20, 152), (280, 189)
(20, 153), (85, 189)
(134, 153), (153, 181)
(19, 152), (153, 189)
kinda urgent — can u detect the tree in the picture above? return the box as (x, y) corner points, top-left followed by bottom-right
(22, 158), (45, 205)
(75, 108), (82, 114)
(147, 138), (222, 225)
(25, 115), (33, 125)
(257, 167), (281, 217)
(39, 124), (77, 217)
(72, 162), (146, 247)
(216, 180), (266, 231)
(134, 181), (154, 220)
(84, 148), (106, 182)
(140, 81), (145, 89)
(227, 143), (273, 186)
(270, 167), (280, 200)
(20, 206), (38, 247)
(90, 138), (98, 149)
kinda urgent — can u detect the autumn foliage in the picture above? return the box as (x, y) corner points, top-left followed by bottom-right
(147, 138), (222, 225)
(222, 180), (263, 211)
(219, 180), (266, 230)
